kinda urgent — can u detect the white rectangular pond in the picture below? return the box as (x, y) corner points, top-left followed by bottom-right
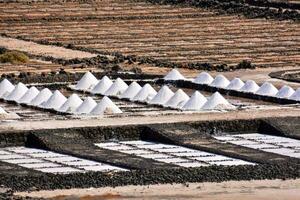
(214, 133), (300, 158)
(0, 147), (127, 174)
(95, 141), (254, 167)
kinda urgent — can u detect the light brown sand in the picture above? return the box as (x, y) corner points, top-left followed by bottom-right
(0, 36), (98, 59)
(16, 179), (300, 200)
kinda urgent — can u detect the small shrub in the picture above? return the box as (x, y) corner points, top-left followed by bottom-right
(0, 51), (29, 64)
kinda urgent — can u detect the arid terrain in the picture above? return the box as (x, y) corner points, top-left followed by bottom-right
(0, 0), (299, 199)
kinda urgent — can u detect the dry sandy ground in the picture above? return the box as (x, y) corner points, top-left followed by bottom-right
(0, 106), (299, 133)
(17, 179), (300, 200)
(0, 36), (98, 59)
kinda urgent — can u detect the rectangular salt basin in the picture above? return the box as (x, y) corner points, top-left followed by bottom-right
(230, 140), (260, 145)
(154, 147), (196, 153)
(38, 167), (83, 174)
(19, 162), (62, 169)
(7, 147), (48, 154)
(193, 155), (233, 162)
(4, 158), (44, 164)
(210, 160), (254, 166)
(139, 153), (173, 159)
(44, 156), (82, 163)
(94, 142), (120, 148)
(0, 154), (28, 160)
(155, 157), (190, 164)
(119, 149), (152, 155)
(65, 160), (104, 167)
(80, 165), (126, 172)
(119, 141), (156, 145)
(134, 144), (179, 149)
(214, 136), (241, 141)
(243, 143), (278, 149)
(29, 152), (68, 158)
(0, 150), (10, 155)
(170, 151), (214, 157)
(101, 145), (136, 151)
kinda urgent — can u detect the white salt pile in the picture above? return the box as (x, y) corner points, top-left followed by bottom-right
(210, 75), (230, 88)
(163, 69), (185, 80)
(131, 84), (157, 102)
(226, 78), (245, 90)
(275, 85), (295, 99)
(182, 91), (207, 111)
(201, 92), (234, 110)
(104, 78), (128, 97)
(149, 86), (174, 105)
(41, 90), (67, 109)
(90, 76), (113, 95)
(58, 94), (83, 113)
(74, 71), (98, 91)
(256, 82), (278, 96)
(29, 88), (53, 106)
(17, 86), (39, 104)
(90, 96), (122, 115)
(75, 97), (97, 114)
(119, 82), (142, 99)
(0, 106), (7, 115)
(4, 82), (28, 102)
(289, 88), (300, 101)
(0, 79), (15, 98)
(164, 89), (189, 108)
(239, 80), (259, 93)
(193, 72), (214, 85)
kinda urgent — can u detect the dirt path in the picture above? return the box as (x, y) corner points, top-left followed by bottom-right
(0, 36), (98, 59)
(0, 106), (299, 132)
(16, 179), (300, 200)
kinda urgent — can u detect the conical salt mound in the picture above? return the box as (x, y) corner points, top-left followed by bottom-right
(91, 76), (113, 95)
(0, 79), (15, 98)
(104, 78), (128, 97)
(41, 90), (67, 109)
(75, 71), (98, 91)
(131, 84), (157, 102)
(226, 78), (245, 90)
(164, 89), (189, 108)
(119, 82), (142, 99)
(289, 88), (300, 101)
(164, 69), (185, 80)
(17, 86), (39, 104)
(201, 92), (234, 110)
(193, 72), (214, 85)
(29, 88), (53, 106)
(90, 96), (122, 115)
(4, 82), (28, 101)
(239, 80), (259, 93)
(0, 106), (7, 115)
(182, 91), (207, 111)
(256, 82), (278, 96)
(75, 97), (97, 114)
(58, 94), (83, 112)
(275, 85), (295, 98)
(149, 86), (174, 105)
(210, 75), (230, 88)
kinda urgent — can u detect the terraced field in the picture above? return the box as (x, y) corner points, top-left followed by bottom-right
(0, 0), (299, 69)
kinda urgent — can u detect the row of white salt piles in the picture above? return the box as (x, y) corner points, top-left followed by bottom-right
(164, 69), (300, 101)
(73, 72), (234, 111)
(0, 79), (122, 115)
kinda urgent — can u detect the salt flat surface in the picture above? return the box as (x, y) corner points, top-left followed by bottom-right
(96, 141), (254, 167)
(0, 147), (127, 174)
(214, 133), (300, 158)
